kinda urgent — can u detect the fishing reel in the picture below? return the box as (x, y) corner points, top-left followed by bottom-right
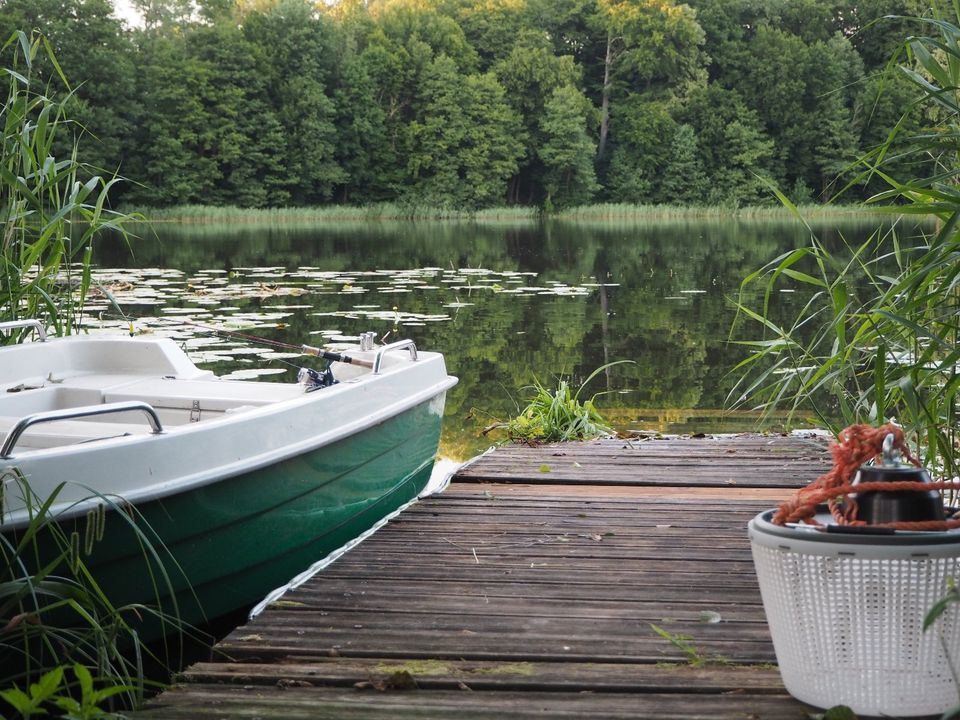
(297, 366), (337, 392)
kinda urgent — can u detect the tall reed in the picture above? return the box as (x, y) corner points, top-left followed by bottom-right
(0, 30), (180, 715)
(0, 471), (189, 713)
(132, 203), (540, 224)
(729, 10), (960, 481)
(1, 30), (136, 342)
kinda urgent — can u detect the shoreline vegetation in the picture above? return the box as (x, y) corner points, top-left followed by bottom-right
(0, 0), (919, 214)
(129, 202), (901, 226)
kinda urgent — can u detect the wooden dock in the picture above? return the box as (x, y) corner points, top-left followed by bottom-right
(135, 434), (831, 719)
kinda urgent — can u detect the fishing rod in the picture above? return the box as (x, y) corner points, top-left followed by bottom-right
(173, 319), (376, 369)
(98, 311), (379, 368)
(199, 322), (375, 369)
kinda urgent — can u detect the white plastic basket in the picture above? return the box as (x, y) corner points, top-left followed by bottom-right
(749, 510), (960, 717)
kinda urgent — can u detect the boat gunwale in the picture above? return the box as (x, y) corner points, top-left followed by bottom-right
(0, 341), (457, 529)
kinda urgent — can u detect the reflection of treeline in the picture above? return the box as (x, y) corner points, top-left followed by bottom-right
(103, 222), (539, 272)
(106, 216), (916, 274)
(1, 0), (925, 211)
(104, 219), (917, 445)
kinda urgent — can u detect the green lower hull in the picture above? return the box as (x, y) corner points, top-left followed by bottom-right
(7, 395), (442, 639)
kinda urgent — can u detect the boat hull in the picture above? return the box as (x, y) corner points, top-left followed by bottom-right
(0, 335), (455, 642)
(5, 392), (444, 637)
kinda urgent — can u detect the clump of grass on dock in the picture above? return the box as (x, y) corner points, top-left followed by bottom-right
(504, 362), (633, 444)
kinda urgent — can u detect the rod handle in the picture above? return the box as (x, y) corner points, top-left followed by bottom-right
(301, 345), (375, 369)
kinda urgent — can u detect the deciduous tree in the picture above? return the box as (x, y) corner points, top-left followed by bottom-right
(408, 55), (524, 207)
(539, 85), (600, 209)
(659, 124), (708, 204)
(604, 97), (677, 202)
(494, 31), (584, 203)
(243, 1), (346, 204)
(0, 0), (135, 178)
(678, 84), (773, 205)
(590, 0), (706, 160)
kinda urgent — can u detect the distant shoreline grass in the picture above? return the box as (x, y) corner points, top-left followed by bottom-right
(128, 203), (538, 224)
(554, 202), (894, 220)
(127, 201), (901, 226)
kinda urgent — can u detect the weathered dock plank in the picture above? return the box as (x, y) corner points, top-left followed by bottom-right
(139, 685), (810, 719)
(182, 658), (787, 693)
(455, 434), (829, 487)
(134, 436), (821, 719)
(212, 497), (776, 666)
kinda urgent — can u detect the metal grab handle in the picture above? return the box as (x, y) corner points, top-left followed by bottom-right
(0, 319), (47, 342)
(372, 339), (418, 375)
(0, 401), (163, 458)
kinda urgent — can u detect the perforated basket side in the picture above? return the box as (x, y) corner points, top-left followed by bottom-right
(749, 520), (960, 717)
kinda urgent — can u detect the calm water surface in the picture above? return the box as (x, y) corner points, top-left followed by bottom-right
(92, 217), (915, 460)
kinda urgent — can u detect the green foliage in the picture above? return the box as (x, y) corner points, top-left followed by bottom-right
(924, 578), (959, 632)
(244, 1), (346, 205)
(0, 469), (189, 715)
(506, 362), (632, 443)
(730, 8), (960, 479)
(659, 124), (708, 205)
(1, 664), (130, 719)
(590, 0), (707, 165)
(923, 578), (960, 720)
(0, 0), (136, 179)
(493, 31), (583, 204)
(605, 98), (677, 203)
(0, 30), (136, 339)
(730, 204), (960, 478)
(649, 623), (707, 667)
(441, 0), (529, 68)
(4, 0), (934, 210)
(408, 56), (524, 209)
(123, 35), (212, 205)
(694, 2), (865, 202)
(188, 23), (288, 207)
(507, 378), (610, 443)
(811, 706), (858, 720)
(538, 86), (599, 209)
(591, 0), (707, 95)
(332, 47), (399, 203)
(677, 85), (774, 206)
(0, 33), (180, 714)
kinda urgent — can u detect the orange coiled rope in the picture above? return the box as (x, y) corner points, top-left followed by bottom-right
(772, 423), (960, 531)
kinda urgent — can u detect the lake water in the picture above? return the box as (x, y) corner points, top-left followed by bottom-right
(91, 216), (914, 460)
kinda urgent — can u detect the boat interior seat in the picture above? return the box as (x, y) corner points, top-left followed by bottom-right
(102, 377), (305, 412)
(0, 375), (311, 451)
(0, 415), (153, 451)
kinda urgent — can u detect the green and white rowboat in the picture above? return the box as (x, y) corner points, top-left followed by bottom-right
(0, 321), (456, 635)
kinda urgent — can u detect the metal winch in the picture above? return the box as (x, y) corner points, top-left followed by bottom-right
(851, 432), (944, 524)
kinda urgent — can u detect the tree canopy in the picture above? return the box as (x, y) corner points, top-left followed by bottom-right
(0, 0), (931, 209)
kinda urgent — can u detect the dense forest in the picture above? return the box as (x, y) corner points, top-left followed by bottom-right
(0, 0), (930, 210)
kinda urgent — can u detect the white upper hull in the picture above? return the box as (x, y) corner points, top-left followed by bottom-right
(0, 334), (456, 526)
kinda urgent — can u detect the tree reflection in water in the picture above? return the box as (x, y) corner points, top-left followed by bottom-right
(93, 216), (919, 458)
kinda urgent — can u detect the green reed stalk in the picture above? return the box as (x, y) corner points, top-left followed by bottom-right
(0, 30), (182, 715)
(0, 30), (136, 343)
(729, 8), (960, 483)
(0, 469), (195, 714)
